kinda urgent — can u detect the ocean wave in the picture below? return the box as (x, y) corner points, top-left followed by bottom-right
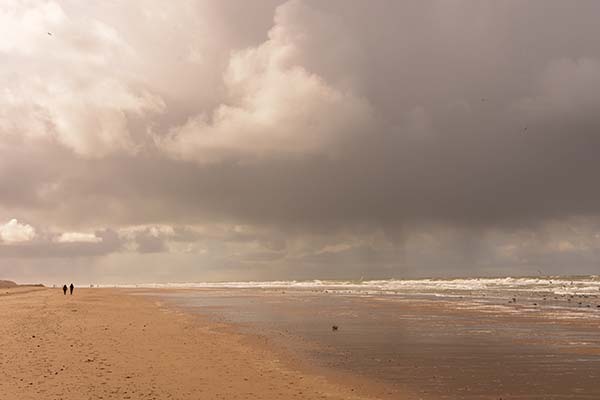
(96, 276), (600, 295)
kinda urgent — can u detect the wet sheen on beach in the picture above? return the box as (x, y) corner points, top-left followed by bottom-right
(150, 279), (600, 400)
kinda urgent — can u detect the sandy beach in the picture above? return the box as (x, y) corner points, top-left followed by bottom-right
(3, 285), (600, 400)
(0, 288), (375, 400)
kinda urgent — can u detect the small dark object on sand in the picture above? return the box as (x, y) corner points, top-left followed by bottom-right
(332, 325), (338, 331)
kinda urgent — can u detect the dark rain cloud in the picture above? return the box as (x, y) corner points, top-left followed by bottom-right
(1, 0), (600, 282)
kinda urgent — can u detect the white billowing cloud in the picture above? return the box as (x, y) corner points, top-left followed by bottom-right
(56, 232), (102, 243)
(0, 219), (36, 243)
(0, 78), (164, 157)
(0, 0), (130, 61)
(161, 0), (373, 162)
(0, 0), (165, 157)
(0, 0), (65, 54)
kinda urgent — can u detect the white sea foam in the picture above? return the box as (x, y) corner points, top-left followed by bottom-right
(96, 276), (600, 296)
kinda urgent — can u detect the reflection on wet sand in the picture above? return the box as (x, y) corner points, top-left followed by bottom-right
(153, 287), (600, 399)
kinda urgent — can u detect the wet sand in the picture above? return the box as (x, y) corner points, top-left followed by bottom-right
(155, 288), (600, 400)
(0, 288), (377, 400)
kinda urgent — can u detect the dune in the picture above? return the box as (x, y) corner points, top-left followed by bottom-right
(0, 280), (44, 289)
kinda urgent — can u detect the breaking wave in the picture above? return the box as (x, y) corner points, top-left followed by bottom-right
(98, 275), (600, 296)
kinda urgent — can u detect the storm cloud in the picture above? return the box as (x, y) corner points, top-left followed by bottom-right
(1, 0), (600, 284)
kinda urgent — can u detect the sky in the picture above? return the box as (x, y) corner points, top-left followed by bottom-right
(1, 0), (600, 284)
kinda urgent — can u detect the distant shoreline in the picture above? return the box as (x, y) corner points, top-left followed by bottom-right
(0, 279), (45, 289)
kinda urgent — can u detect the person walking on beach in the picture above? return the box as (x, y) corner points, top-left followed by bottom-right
(69, 283), (74, 295)
(63, 284), (67, 295)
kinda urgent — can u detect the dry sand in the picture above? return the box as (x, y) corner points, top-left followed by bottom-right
(0, 288), (381, 400)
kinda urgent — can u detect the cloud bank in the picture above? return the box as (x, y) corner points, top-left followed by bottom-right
(1, 0), (600, 284)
